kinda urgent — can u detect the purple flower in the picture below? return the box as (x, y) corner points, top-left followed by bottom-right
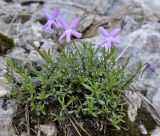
(58, 17), (82, 43)
(148, 66), (155, 73)
(42, 7), (62, 30)
(141, 63), (155, 78)
(98, 26), (121, 48)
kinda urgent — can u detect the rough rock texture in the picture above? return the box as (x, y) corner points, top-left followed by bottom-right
(152, 127), (160, 136)
(0, 0), (160, 135)
(0, 99), (16, 136)
(39, 124), (57, 136)
(118, 22), (160, 106)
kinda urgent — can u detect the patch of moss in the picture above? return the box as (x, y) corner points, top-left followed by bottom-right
(136, 105), (156, 135)
(0, 33), (14, 55)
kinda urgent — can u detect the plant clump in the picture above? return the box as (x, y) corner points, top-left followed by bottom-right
(5, 42), (142, 135)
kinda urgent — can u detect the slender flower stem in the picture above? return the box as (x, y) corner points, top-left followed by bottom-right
(141, 63), (155, 78)
(28, 41), (44, 58)
(115, 43), (131, 62)
(72, 40), (86, 71)
(72, 40), (81, 56)
(55, 38), (63, 52)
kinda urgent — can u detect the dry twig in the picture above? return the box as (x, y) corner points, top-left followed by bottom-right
(70, 114), (91, 136)
(25, 103), (31, 136)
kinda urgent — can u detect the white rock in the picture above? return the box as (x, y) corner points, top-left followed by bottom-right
(0, 77), (11, 97)
(28, 50), (43, 62)
(152, 127), (160, 136)
(39, 124), (57, 136)
(40, 39), (55, 52)
(139, 124), (148, 135)
(0, 57), (7, 76)
(33, 41), (41, 48)
(126, 91), (141, 121)
(40, 39), (58, 57)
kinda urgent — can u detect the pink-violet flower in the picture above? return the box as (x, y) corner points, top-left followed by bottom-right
(98, 26), (121, 48)
(148, 65), (155, 73)
(42, 7), (62, 30)
(58, 17), (82, 43)
(141, 63), (155, 78)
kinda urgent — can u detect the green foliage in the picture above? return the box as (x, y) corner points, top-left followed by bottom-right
(5, 42), (141, 128)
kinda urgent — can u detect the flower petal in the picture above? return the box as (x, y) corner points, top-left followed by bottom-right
(98, 27), (109, 37)
(42, 9), (52, 20)
(106, 40), (112, 48)
(55, 18), (62, 28)
(70, 17), (80, 29)
(52, 7), (60, 18)
(98, 40), (105, 46)
(59, 18), (69, 29)
(71, 30), (82, 38)
(59, 32), (66, 41)
(51, 20), (61, 29)
(110, 28), (121, 37)
(149, 66), (155, 73)
(98, 38), (108, 45)
(66, 31), (71, 43)
(43, 21), (52, 30)
(112, 38), (120, 44)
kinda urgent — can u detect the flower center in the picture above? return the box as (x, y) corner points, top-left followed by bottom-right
(66, 29), (72, 32)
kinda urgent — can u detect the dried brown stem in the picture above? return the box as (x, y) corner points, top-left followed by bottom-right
(25, 103), (30, 136)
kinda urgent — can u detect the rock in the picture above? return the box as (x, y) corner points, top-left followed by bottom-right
(7, 47), (26, 57)
(39, 124), (57, 136)
(3, 0), (13, 3)
(6, 47), (29, 67)
(139, 124), (148, 135)
(0, 77), (11, 97)
(33, 41), (41, 48)
(122, 15), (144, 34)
(134, 0), (160, 17)
(20, 132), (26, 136)
(117, 22), (160, 107)
(0, 100), (16, 136)
(40, 39), (58, 57)
(28, 50), (43, 62)
(15, 0), (44, 5)
(0, 127), (16, 136)
(0, 57), (7, 76)
(126, 91), (141, 122)
(78, 13), (95, 33)
(0, 66), (16, 135)
(40, 39), (54, 51)
(152, 127), (160, 136)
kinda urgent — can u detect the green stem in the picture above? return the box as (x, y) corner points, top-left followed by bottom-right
(28, 41), (44, 58)
(55, 39), (63, 52)
(72, 41), (86, 71)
